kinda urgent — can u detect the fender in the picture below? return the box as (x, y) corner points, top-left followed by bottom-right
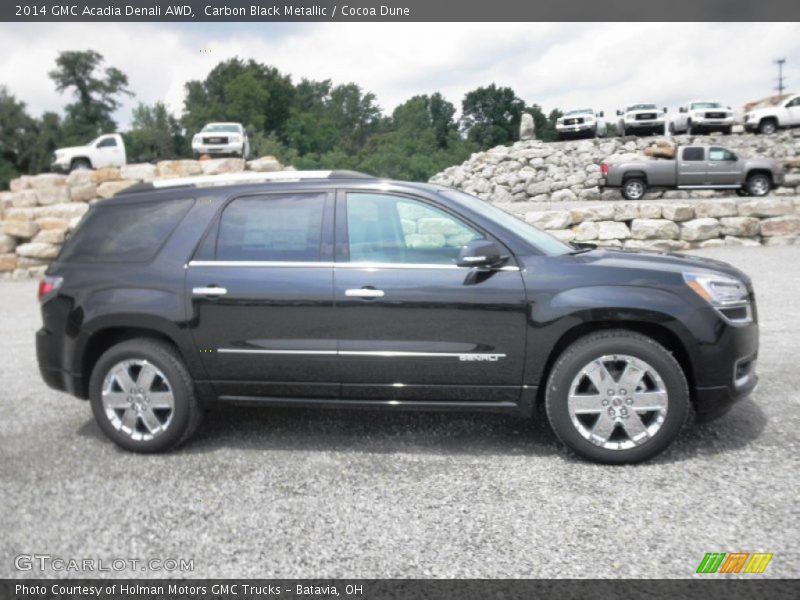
(523, 285), (706, 386)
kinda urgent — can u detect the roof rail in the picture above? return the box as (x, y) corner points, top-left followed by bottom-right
(146, 169), (374, 190)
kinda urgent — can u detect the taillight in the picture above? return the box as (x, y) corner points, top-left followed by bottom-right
(601, 162), (609, 176)
(38, 276), (63, 302)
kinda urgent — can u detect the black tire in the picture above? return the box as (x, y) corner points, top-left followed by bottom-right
(686, 120), (693, 135)
(621, 177), (647, 200)
(544, 330), (690, 464)
(722, 126), (732, 135)
(758, 119), (777, 135)
(89, 339), (202, 453)
(746, 173), (772, 197)
(668, 123), (676, 135)
(70, 158), (91, 172)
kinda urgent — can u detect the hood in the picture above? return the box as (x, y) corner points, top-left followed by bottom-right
(55, 145), (89, 154)
(576, 247), (750, 285)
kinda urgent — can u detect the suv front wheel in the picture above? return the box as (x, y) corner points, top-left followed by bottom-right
(545, 330), (690, 464)
(89, 339), (202, 453)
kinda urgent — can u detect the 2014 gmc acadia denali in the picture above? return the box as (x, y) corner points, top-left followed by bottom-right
(36, 171), (759, 463)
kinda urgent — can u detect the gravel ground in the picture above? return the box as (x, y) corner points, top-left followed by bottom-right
(1, 246), (798, 579)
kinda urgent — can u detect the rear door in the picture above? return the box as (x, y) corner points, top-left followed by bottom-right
(186, 190), (338, 399)
(331, 191), (528, 405)
(677, 146), (707, 186)
(706, 147), (742, 185)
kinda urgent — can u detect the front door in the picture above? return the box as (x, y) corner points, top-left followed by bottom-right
(186, 191), (338, 399)
(332, 191), (528, 404)
(677, 146), (707, 186)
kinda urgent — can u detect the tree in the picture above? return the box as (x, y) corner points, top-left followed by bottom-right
(0, 87), (37, 187)
(124, 102), (187, 163)
(49, 50), (132, 143)
(460, 84), (526, 149)
(181, 58), (295, 136)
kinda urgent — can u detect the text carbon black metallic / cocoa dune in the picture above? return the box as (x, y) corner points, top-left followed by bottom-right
(36, 171), (758, 463)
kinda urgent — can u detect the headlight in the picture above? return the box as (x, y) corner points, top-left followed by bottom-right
(193, 135), (202, 142)
(683, 272), (752, 323)
(229, 135), (241, 143)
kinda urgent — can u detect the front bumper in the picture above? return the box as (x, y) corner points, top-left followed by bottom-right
(192, 143), (243, 156)
(690, 117), (734, 130)
(623, 120), (665, 133)
(50, 161), (70, 174)
(557, 123), (595, 135)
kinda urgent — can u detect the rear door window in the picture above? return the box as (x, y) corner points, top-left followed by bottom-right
(216, 193), (326, 262)
(682, 147), (705, 161)
(59, 198), (193, 263)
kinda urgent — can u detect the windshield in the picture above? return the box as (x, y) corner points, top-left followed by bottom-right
(565, 109), (593, 116)
(690, 102), (723, 109)
(202, 124), (241, 133)
(442, 190), (572, 256)
(627, 104), (657, 111)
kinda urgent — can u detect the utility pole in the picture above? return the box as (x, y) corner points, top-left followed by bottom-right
(775, 58), (786, 95)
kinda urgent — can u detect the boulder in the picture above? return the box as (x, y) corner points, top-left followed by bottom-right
(638, 203), (662, 219)
(32, 228), (66, 244)
(698, 239), (726, 248)
(693, 199), (738, 218)
(0, 253), (17, 272)
(525, 210), (572, 230)
(719, 217), (761, 237)
(738, 198), (794, 217)
(15, 242), (58, 259)
(35, 186), (70, 206)
(680, 218), (721, 241)
(28, 173), (66, 189)
(631, 219), (680, 240)
(759, 215), (800, 237)
(763, 236), (797, 246)
(6, 190), (39, 208)
(724, 236), (761, 247)
(596, 221), (631, 240)
(547, 229), (575, 242)
(69, 183), (98, 203)
(34, 202), (89, 220)
(91, 167), (121, 184)
(570, 204), (613, 223)
(120, 163), (157, 181)
(66, 170), (94, 187)
(661, 203), (694, 222)
(156, 160), (202, 179)
(613, 203), (639, 221)
(526, 181), (552, 196)
(574, 221), (599, 241)
(519, 113), (536, 141)
(2, 220), (38, 239)
(200, 158), (245, 176)
(97, 180), (137, 199)
(550, 188), (578, 202)
(36, 217), (70, 231)
(0, 234), (16, 253)
(9, 175), (33, 192)
(246, 156), (283, 172)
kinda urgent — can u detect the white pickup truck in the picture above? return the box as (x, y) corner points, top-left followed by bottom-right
(616, 103), (668, 137)
(51, 133), (127, 173)
(670, 100), (735, 135)
(744, 93), (800, 134)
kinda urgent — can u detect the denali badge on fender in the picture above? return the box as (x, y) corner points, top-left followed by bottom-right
(36, 170), (758, 464)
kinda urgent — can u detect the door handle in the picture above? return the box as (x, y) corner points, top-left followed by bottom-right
(345, 288), (385, 298)
(193, 286), (228, 296)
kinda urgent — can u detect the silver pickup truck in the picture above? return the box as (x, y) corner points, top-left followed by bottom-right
(600, 145), (785, 200)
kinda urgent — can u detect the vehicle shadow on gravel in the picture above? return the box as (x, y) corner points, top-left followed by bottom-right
(77, 396), (767, 462)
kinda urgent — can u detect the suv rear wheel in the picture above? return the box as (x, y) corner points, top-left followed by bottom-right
(758, 119), (777, 135)
(545, 330), (690, 464)
(89, 339), (201, 453)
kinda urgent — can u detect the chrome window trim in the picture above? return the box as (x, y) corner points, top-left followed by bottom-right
(218, 349), (507, 360)
(188, 260), (520, 271)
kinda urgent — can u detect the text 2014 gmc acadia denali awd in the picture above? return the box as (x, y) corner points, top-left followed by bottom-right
(36, 171), (759, 463)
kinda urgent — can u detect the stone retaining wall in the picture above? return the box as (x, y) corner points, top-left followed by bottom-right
(430, 131), (800, 203)
(509, 197), (800, 250)
(0, 156), (285, 279)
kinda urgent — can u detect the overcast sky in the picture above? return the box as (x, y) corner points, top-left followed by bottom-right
(0, 22), (798, 129)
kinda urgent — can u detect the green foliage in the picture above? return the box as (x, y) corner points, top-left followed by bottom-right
(2, 52), (569, 188)
(124, 102), (187, 163)
(461, 84), (527, 149)
(49, 50), (132, 144)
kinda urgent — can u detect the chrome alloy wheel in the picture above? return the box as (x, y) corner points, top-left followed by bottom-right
(101, 359), (175, 442)
(624, 180), (645, 200)
(567, 354), (668, 450)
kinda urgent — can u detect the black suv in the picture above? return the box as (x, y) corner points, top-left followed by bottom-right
(36, 171), (758, 463)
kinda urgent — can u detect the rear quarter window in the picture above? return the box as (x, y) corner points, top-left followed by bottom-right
(59, 198), (194, 263)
